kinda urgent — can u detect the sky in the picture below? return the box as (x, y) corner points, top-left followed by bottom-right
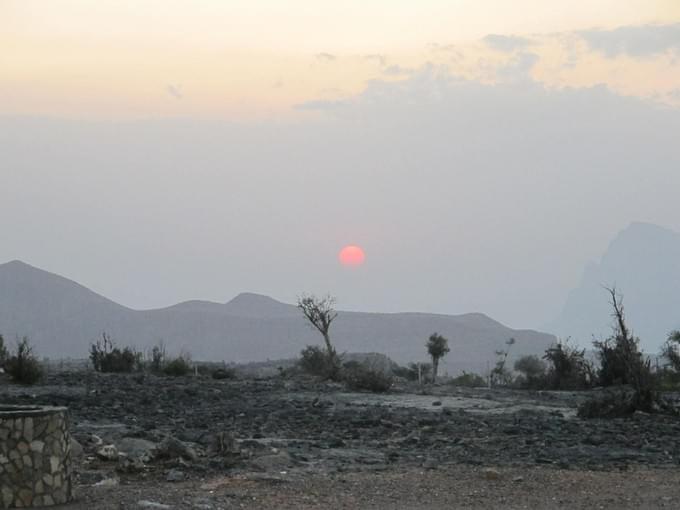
(1, 1), (680, 331)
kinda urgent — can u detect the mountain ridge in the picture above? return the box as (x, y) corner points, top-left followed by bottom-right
(0, 259), (556, 374)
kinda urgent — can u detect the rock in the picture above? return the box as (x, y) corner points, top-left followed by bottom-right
(208, 431), (236, 456)
(137, 501), (172, 509)
(482, 468), (501, 480)
(96, 444), (119, 461)
(512, 475), (524, 482)
(250, 451), (293, 472)
(117, 437), (157, 460)
(94, 475), (119, 487)
(432, 401), (442, 406)
(117, 456), (147, 473)
(156, 437), (199, 462)
(84, 434), (104, 448)
(422, 458), (438, 470)
(70, 438), (84, 459)
(78, 470), (108, 485)
(165, 469), (185, 482)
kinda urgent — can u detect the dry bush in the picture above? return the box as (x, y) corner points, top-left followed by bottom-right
(342, 361), (393, 392)
(163, 354), (192, 377)
(5, 337), (43, 385)
(90, 333), (140, 373)
(299, 345), (341, 379)
(449, 371), (487, 388)
(543, 340), (593, 390)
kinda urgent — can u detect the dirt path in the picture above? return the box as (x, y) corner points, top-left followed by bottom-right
(67, 465), (680, 509)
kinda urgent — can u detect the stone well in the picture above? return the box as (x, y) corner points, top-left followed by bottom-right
(0, 406), (73, 508)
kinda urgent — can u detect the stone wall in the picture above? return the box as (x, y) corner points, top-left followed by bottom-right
(0, 406), (73, 508)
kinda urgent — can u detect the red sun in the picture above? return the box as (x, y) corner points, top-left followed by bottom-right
(338, 245), (365, 266)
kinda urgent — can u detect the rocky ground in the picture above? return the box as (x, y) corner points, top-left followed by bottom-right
(2, 371), (680, 509)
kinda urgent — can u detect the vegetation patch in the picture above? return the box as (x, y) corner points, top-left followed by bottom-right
(5, 336), (43, 385)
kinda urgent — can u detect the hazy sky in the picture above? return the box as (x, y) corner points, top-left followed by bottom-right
(2, 2), (680, 330)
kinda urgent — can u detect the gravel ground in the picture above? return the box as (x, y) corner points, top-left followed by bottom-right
(66, 464), (680, 509)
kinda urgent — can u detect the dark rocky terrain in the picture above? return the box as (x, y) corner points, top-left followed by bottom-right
(2, 370), (680, 508)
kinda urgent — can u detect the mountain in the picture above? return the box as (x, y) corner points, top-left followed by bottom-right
(550, 222), (680, 350)
(0, 260), (556, 374)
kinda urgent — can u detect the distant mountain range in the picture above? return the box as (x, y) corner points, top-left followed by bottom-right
(550, 222), (680, 350)
(0, 260), (555, 374)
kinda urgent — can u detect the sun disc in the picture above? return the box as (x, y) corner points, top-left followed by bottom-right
(338, 245), (365, 266)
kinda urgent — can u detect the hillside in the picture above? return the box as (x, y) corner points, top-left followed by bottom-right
(0, 260), (556, 374)
(550, 222), (680, 350)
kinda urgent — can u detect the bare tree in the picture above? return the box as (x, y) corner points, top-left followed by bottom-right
(594, 286), (657, 411)
(297, 294), (338, 360)
(426, 332), (450, 382)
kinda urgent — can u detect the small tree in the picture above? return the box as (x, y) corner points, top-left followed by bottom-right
(426, 333), (450, 382)
(490, 337), (515, 387)
(149, 340), (167, 373)
(297, 294), (340, 377)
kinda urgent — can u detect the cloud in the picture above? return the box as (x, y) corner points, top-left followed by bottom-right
(495, 52), (539, 82)
(293, 99), (347, 111)
(427, 43), (465, 63)
(483, 34), (532, 52)
(363, 54), (386, 66)
(165, 84), (183, 100)
(382, 64), (415, 77)
(315, 52), (336, 62)
(579, 23), (680, 58)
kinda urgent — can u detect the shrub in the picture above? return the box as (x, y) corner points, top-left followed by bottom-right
(593, 288), (657, 411)
(0, 334), (8, 369)
(299, 345), (341, 379)
(661, 330), (680, 373)
(656, 367), (680, 391)
(90, 333), (140, 373)
(543, 340), (593, 390)
(514, 355), (547, 389)
(577, 389), (639, 418)
(449, 371), (487, 388)
(163, 355), (192, 377)
(212, 367), (236, 380)
(580, 288), (663, 416)
(393, 362), (432, 382)
(342, 362), (393, 392)
(5, 337), (43, 385)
